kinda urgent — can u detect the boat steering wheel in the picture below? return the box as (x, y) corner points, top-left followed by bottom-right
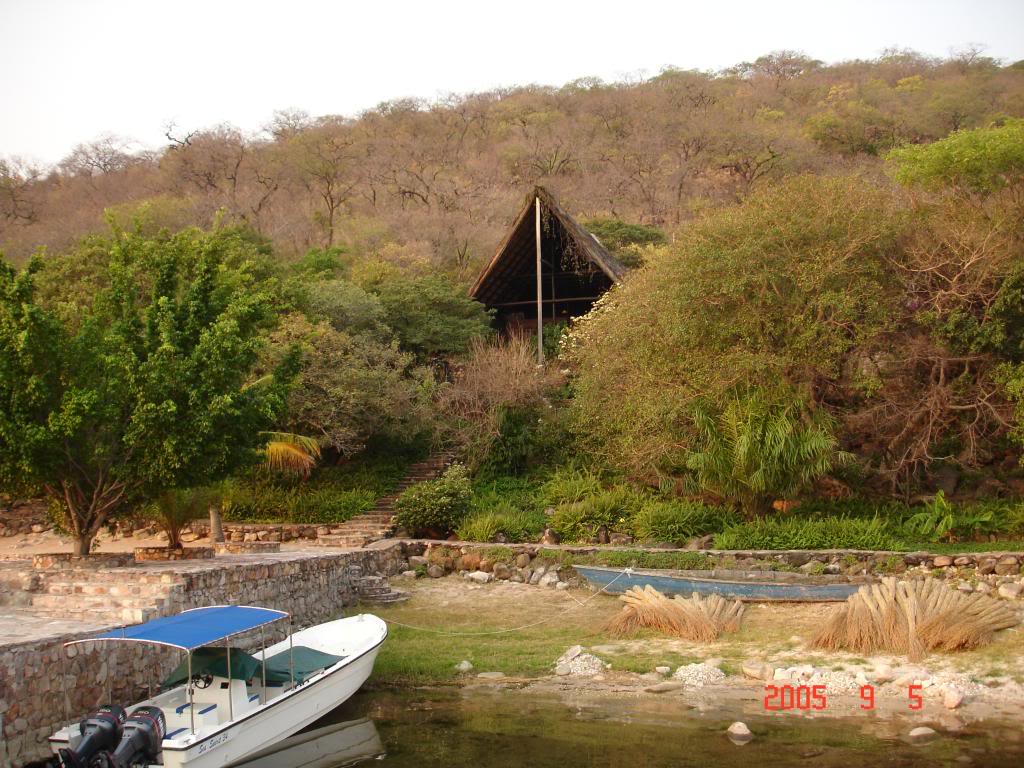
(190, 673), (214, 689)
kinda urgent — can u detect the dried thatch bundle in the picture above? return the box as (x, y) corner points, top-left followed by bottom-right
(605, 585), (745, 641)
(812, 577), (1019, 660)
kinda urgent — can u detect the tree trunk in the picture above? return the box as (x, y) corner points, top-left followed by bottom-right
(209, 504), (224, 543)
(71, 534), (92, 556)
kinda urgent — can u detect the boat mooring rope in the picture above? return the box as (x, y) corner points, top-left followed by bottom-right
(379, 567), (634, 637)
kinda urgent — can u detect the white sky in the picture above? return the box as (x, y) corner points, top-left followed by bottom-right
(2, 0), (1023, 164)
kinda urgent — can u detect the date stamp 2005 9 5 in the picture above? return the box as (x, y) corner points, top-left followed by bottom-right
(763, 683), (925, 711)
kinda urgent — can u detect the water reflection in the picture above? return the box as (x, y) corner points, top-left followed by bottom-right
(234, 717), (384, 768)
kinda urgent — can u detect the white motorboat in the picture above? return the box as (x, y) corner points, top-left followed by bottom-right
(48, 606), (387, 768)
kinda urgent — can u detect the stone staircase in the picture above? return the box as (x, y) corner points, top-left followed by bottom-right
(316, 452), (455, 548)
(28, 572), (183, 624)
(348, 565), (408, 604)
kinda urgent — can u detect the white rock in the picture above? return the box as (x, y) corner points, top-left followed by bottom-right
(741, 660), (774, 681)
(773, 667), (791, 681)
(908, 726), (937, 742)
(558, 645), (583, 663)
(555, 581), (570, 590)
(872, 664), (895, 684)
(943, 685), (965, 709)
(455, 660), (474, 672)
(466, 570), (494, 584)
(655, 666), (672, 675)
(538, 572), (559, 588)
(726, 722), (753, 742)
(672, 663), (726, 688)
(476, 671), (506, 679)
(555, 664), (571, 676)
(998, 583), (1022, 599)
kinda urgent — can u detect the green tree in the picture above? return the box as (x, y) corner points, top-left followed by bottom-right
(371, 275), (492, 359)
(0, 226), (294, 554)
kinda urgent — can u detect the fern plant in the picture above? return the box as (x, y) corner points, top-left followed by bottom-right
(685, 386), (850, 517)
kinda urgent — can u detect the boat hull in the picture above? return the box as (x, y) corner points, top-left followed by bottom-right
(575, 565), (862, 602)
(162, 635), (382, 768)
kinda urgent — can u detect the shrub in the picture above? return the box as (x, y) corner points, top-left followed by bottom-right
(146, 488), (211, 548)
(686, 386), (850, 516)
(549, 487), (646, 542)
(219, 480), (376, 525)
(393, 463), (472, 536)
(456, 506), (547, 542)
(538, 466), (604, 508)
(713, 516), (899, 550)
(631, 500), (738, 545)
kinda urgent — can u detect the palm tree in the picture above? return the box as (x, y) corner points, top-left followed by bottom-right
(150, 488), (211, 549)
(261, 431), (322, 477)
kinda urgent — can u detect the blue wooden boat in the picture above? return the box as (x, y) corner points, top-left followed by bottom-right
(574, 565), (864, 602)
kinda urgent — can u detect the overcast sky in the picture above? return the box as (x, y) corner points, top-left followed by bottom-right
(2, 0), (1023, 164)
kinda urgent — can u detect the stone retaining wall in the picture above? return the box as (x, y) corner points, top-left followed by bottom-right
(0, 544), (409, 766)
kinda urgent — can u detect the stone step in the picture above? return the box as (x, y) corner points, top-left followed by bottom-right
(358, 589), (410, 604)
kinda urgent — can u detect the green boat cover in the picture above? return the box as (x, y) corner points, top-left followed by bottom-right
(163, 646), (343, 688)
(263, 646), (345, 683)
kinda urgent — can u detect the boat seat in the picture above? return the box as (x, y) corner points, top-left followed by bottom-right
(165, 727), (188, 740)
(173, 702), (219, 727)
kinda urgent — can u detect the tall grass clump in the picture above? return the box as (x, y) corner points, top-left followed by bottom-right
(631, 500), (738, 545)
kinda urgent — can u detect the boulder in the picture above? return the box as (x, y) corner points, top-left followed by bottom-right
(538, 572), (560, 588)
(655, 666), (672, 675)
(908, 726), (937, 743)
(741, 660), (774, 681)
(555, 581), (570, 590)
(465, 570), (494, 584)
(461, 552), (482, 571)
(479, 558), (495, 573)
(943, 686), (965, 709)
(515, 553), (532, 568)
(995, 556), (1020, 576)
(933, 555), (953, 567)
(997, 582), (1022, 599)
(455, 660), (474, 673)
(408, 555), (428, 568)
(493, 562), (512, 580)
(427, 564), (445, 578)
(978, 558), (997, 575)
(726, 722), (753, 743)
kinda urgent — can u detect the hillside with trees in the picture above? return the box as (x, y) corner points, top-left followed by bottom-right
(3, 49), (1024, 551)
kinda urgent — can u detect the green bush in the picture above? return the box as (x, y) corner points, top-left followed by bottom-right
(713, 516), (899, 550)
(456, 506), (547, 542)
(549, 487), (646, 542)
(538, 466), (604, 508)
(631, 500), (738, 545)
(393, 463), (472, 536)
(220, 481), (375, 525)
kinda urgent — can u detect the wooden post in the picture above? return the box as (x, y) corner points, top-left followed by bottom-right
(535, 196), (544, 365)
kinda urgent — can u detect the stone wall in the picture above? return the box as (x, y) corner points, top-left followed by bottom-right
(0, 544), (409, 766)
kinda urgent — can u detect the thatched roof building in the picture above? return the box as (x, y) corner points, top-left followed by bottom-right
(469, 187), (627, 349)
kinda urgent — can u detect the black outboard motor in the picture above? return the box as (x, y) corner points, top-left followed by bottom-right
(109, 706), (166, 768)
(55, 705), (126, 768)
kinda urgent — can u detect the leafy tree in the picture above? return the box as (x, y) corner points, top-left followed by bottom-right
(887, 118), (1024, 195)
(0, 226), (294, 554)
(686, 387), (849, 516)
(371, 275), (492, 359)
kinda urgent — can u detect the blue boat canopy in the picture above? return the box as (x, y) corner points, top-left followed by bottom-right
(65, 606), (289, 651)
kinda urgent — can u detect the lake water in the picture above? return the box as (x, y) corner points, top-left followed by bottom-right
(242, 686), (1024, 768)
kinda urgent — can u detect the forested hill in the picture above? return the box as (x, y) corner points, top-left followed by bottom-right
(2, 49), (1023, 273)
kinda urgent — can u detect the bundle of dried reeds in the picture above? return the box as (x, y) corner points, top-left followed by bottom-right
(604, 585), (745, 641)
(812, 577), (1019, 660)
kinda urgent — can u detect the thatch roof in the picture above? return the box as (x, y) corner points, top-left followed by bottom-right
(469, 187), (627, 311)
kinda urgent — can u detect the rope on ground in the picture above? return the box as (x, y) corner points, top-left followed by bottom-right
(380, 567), (634, 637)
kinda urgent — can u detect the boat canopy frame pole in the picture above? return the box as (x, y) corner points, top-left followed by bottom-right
(226, 640), (233, 721)
(289, 619), (295, 688)
(187, 651), (195, 734)
(259, 624), (267, 704)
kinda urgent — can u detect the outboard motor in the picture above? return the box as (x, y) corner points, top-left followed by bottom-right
(109, 706), (166, 768)
(55, 705), (126, 768)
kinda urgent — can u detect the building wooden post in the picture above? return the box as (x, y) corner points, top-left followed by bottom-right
(535, 195), (544, 365)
